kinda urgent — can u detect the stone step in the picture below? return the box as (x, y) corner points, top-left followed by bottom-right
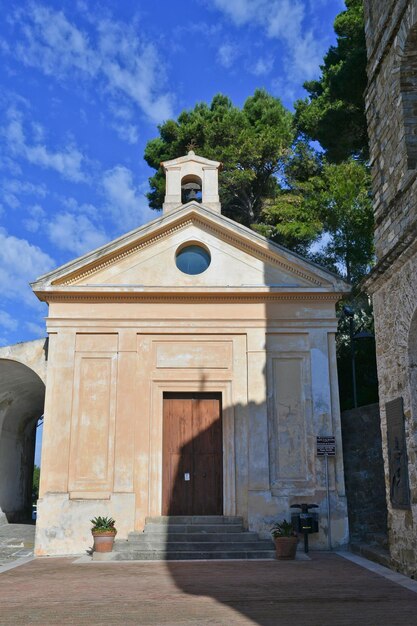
(126, 531), (260, 543)
(139, 523), (244, 535)
(95, 516), (274, 561)
(365, 532), (389, 550)
(145, 516), (243, 525)
(350, 542), (391, 569)
(108, 549), (276, 561)
(114, 540), (274, 552)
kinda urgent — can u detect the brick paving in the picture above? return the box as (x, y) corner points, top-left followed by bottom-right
(1, 553), (417, 625)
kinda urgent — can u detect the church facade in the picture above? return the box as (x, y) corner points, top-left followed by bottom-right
(32, 152), (349, 555)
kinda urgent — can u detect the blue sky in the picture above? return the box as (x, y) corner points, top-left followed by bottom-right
(0, 0), (344, 347)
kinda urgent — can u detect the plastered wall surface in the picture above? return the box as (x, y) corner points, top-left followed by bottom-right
(35, 298), (348, 555)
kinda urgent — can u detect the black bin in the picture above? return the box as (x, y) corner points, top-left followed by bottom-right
(291, 512), (319, 534)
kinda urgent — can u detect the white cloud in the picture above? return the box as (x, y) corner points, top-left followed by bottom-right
(102, 165), (155, 230)
(249, 56), (274, 77)
(0, 227), (54, 305)
(112, 122), (139, 145)
(0, 310), (18, 332)
(212, 0), (324, 83)
(12, 5), (174, 124)
(23, 203), (46, 233)
(3, 108), (86, 182)
(0, 178), (47, 209)
(25, 320), (46, 337)
(15, 4), (99, 76)
(217, 43), (239, 69)
(0, 154), (22, 176)
(1, 189), (19, 209)
(271, 76), (297, 105)
(47, 212), (108, 256)
(212, 0), (258, 26)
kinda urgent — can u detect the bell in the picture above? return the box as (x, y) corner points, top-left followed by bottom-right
(181, 182), (201, 203)
(186, 188), (197, 201)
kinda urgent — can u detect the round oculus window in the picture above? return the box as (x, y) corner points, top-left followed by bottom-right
(175, 244), (211, 275)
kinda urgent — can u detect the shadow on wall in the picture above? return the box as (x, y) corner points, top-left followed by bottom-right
(164, 391), (275, 626)
(162, 386), (343, 626)
(341, 403), (387, 542)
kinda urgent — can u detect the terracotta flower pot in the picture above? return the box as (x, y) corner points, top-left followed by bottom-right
(92, 531), (117, 553)
(273, 536), (298, 560)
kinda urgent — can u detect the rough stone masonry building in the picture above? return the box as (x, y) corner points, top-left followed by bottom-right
(364, 0), (417, 577)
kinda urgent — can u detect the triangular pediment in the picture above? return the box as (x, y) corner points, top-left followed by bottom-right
(32, 203), (349, 296)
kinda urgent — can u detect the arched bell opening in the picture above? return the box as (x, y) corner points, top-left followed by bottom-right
(181, 174), (203, 204)
(0, 359), (45, 523)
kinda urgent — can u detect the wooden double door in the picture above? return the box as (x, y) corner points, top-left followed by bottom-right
(162, 393), (223, 515)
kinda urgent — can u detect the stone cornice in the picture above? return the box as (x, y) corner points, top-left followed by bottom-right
(373, 171), (417, 228)
(362, 219), (417, 293)
(364, 0), (409, 87)
(36, 291), (342, 304)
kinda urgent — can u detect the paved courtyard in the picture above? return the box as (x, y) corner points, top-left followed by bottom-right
(0, 523), (35, 567)
(1, 552), (417, 625)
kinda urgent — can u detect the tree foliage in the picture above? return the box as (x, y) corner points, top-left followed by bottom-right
(294, 0), (368, 162)
(144, 90), (294, 226)
(336, 294), (378, 411)
(257, 155), (374, 283)
(307, 160), (374, 283)
(253, 140), (324, 255)
(32, 465), (40, 502)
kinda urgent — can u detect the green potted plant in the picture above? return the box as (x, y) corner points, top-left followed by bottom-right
(271, 519), (298, 560)
(91, 516), (117, 553)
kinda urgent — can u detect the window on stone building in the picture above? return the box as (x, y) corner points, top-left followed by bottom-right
(400, 23), (417, 170)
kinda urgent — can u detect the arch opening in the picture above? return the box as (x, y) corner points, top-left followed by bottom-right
(400, 22), (417, 170)
(0, 359), (45, 523)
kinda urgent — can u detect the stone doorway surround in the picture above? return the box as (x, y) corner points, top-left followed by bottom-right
(136, 333), (246, 529)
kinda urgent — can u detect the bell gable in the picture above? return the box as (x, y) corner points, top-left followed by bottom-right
(31, 203), (349, 299)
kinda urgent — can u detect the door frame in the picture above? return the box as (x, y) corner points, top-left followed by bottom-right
(162, 391), (223, 516)
(149, 380), (236, 517)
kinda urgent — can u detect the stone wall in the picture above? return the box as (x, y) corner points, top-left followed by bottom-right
(341, 404), (387, 541)
(364, 0), (417, 262)
(371, 255), (417, 577)
(364, 0), (417, 578)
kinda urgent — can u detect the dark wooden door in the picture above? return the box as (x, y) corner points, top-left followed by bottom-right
(162, 393), (223, 515)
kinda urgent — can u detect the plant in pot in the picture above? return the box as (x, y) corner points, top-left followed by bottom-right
(91, 516), (117, 553)
(271, 519), (298, 560)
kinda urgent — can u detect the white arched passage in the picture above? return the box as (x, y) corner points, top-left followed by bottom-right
(0, 340), (47, 523)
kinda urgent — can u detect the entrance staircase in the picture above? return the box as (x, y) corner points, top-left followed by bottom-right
(96, 516), (275, 561)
